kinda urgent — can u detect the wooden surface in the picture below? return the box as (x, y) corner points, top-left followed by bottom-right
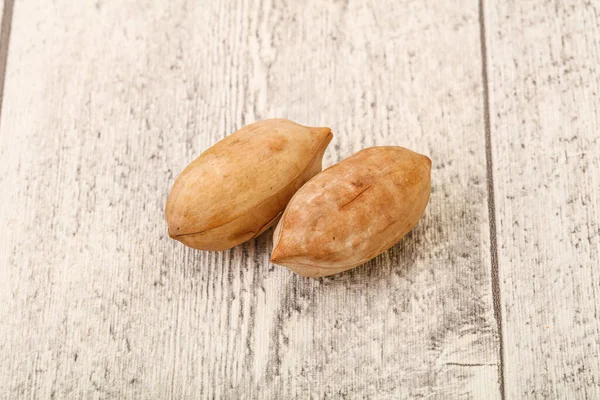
(484, 0), (600, 398)
(0, 0), (596, 399)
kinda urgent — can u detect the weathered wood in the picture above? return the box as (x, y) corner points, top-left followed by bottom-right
(483, 0), (600, 397)
(0, 0), (500, 398)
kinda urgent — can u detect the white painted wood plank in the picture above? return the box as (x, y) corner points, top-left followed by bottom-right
(484, 0), (600, 397)
(0, 0), (500, 398)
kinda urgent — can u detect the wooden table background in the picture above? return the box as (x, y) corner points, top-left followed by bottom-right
(0, 0), (598, 399)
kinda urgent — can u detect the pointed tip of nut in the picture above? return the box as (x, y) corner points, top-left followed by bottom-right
(270, 244), (301, 266)
(311, 127), (333, 143)
(270, 247), (284, 264)
(423, 155), (432, 168)
(167, 226), (179, 240)
(312, 126), (332, 135)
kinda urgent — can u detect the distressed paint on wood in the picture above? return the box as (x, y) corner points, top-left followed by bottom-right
(484, 0), (600, 398)
(0, 0), (501, 398)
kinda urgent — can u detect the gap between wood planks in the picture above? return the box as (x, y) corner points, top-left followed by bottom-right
(478, 0), (506, 399)
(0, 0), (14, 125)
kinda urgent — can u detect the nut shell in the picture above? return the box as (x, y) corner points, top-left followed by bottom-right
(166, 119), (333, 250)
(271, 146), (431, 277)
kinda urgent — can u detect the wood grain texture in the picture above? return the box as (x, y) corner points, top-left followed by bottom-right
(0, 0), (501, 398)
(484, 0), (600, 398)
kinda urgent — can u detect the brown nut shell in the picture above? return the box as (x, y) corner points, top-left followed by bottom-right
(271, 146), (431, 277)
(166, 119), (333, 251)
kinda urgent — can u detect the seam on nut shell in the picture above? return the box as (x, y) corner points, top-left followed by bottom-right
(252, 211), (283, 239)
(339, 184), (373, 209)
